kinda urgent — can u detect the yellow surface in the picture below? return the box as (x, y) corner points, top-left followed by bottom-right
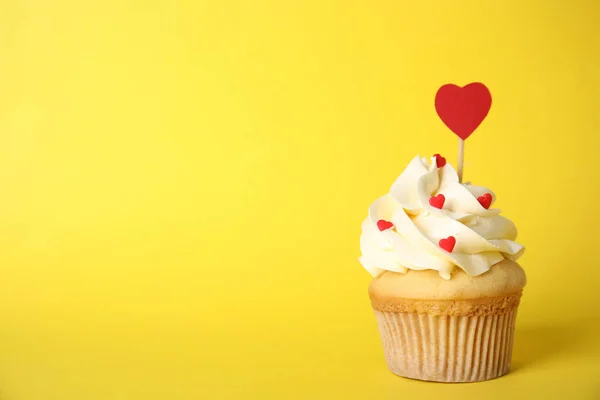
(0, 0), (599, 399)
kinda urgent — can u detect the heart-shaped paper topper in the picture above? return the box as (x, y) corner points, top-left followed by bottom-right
(435, 82), (492, 140)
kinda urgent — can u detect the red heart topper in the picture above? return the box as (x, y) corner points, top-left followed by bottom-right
(435, 82), (492, 140)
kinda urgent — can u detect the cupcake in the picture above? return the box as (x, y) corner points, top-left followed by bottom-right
(359, 154), (525, 382)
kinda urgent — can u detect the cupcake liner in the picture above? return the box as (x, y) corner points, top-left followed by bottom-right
(374, 307), (518, 382)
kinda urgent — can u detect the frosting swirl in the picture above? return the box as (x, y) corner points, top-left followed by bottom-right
(359, 155), (524, 280)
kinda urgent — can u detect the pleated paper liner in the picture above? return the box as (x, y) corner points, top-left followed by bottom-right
(374, 307), (519, 382)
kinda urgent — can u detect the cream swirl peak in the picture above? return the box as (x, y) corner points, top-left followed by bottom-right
(359, 155), (524, 280)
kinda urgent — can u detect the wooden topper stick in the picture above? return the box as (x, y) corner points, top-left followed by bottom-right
(457, 139), (464, 183)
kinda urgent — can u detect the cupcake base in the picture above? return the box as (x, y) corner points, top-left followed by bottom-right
(374, 308), (518, 382)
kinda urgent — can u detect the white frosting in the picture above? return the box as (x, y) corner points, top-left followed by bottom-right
(359, 155), (524, 280)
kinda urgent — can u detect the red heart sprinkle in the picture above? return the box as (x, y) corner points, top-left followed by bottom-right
(429, 194), (445, 209)
(435, 82), (492, 140)
(377, 219), (394, 231)
(433, 153), (446, 168)
(439, 236), (456, 253)
(477, 193), (492, 209)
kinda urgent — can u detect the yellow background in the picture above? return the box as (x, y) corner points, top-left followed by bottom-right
(1, 0), (599, 399)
